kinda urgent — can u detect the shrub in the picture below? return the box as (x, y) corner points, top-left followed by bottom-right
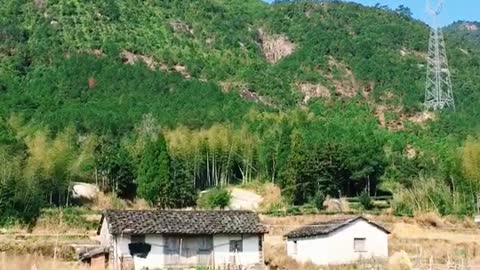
(286, 206), (302, 216)
(312, 191), (326, 210)
(197, 188), (231, 209)
(359, 191), (374, 210)
(301, 204), (319, 215)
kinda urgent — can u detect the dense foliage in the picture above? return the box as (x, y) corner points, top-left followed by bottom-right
(0, 0), (479, 223)
(197, 188), (232, 210)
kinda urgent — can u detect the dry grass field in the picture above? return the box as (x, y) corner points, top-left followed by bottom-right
(0, 253), (88, 270)
(1, 212), (479, 270)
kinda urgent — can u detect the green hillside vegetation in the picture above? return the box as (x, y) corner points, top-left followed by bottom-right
(445, 21), (480, 46)
(0, 0), (480, 224)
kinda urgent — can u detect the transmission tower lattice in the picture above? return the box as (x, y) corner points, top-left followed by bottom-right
(424, 0), (455, 111)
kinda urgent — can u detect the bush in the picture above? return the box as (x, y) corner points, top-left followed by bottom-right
(301, 204), (319, 215)
(286, 206), (302, 216)
(359, 191), (374, 210)
(197, 188), (231, 209)
(312, 191), (326, 210)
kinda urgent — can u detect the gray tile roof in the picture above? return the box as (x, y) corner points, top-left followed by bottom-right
(284, 216), (389, 239)
(101, 210), (268, 235)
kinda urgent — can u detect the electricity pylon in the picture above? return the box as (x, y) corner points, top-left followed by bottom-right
(424, 0), (455, 111)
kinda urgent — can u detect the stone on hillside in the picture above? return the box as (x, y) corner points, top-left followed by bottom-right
(72, 182), (99, 201)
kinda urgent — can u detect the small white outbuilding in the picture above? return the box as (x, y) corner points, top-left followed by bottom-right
(285, 216), (389, 265)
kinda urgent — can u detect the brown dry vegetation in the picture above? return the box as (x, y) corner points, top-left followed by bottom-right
(90, 192), (151, 211)
(258, 29), (296, 64)
(259, 184), (284, 212)
(387, 251), (412, 270)
(0, 253), (87, 270)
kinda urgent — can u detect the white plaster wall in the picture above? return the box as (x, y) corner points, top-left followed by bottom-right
(287, 219), (388, 265)
(110, 233), (263, 269)
(213, 234), (261, 267)
(99, 218), (111, 247)
(113, 234), (165, 270)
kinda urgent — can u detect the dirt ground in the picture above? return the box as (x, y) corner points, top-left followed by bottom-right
(229, 188), (263, 210)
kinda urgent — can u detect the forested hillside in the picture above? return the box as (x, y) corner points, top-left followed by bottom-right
(445, 21), (480, 46)
(1, 0), (480, 224)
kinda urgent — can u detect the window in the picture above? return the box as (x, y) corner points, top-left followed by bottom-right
(229, 240), (243, 253)
(131, 234), (145, 243)
(354, 238), (366, 252)
(128, 234), (149, 258)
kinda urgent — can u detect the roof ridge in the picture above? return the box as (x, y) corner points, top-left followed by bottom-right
(103, 209), (257, 213)
(284, 216), (388, 239)
(100, 209), (268, 235)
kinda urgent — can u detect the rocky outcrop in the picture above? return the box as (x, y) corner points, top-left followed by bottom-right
(298, 83), (331, 104)
(72, 182), (99, 201)
(258, 29), (296, 64)
(327, 57), (359, 98)
(120, 50), (191, 79)
(462, 23), (479, 32)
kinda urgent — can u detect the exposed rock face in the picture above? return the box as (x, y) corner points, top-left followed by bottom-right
(462, 23), (479, 32)
(173, 65), (191, 79)
(408, 111), (436, 124)
(327, 57), (359, 98)
(298, 83), (331, 104)
(375, 105), (405, 131)
(121, 50), (166, 70)
(258, 28), (296, 64)
(121, 50), (191, 79)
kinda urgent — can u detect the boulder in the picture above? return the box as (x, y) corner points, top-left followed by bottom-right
(72, 182), (99, 201)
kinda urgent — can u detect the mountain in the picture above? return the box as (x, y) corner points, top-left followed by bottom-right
(1, 0), (480, 222)
(445, 21), (480, 46)
(1, 1), (479, 131)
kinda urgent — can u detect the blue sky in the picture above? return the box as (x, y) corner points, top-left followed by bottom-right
(263, 1), (480, 27)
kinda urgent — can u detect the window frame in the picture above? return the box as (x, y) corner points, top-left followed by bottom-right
(229, 239), (243, 253)
(354, 237), (367, 253)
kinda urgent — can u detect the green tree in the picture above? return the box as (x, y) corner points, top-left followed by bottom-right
(280, 129), (307, 204)
(137, 134), (172, 208)
(463, 136), (480, 187)
(171, 159), (197, 208)
(96, 140), (137, 199)
(359, 190), (374, 210)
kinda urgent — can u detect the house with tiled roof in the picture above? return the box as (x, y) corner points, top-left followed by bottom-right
(98, 210), (268, 270)
(284, 216), (389, 266)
